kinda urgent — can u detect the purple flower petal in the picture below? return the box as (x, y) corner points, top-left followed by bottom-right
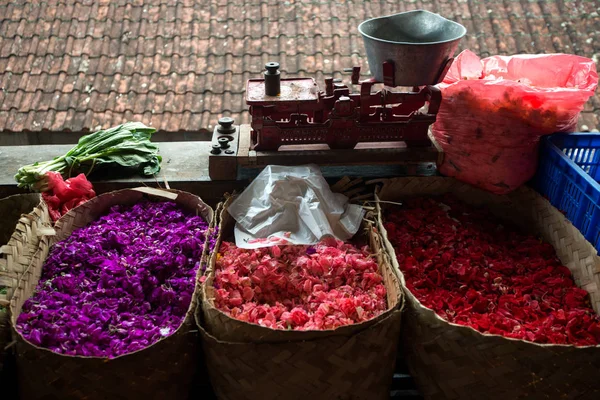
(16, 200), (216, 358)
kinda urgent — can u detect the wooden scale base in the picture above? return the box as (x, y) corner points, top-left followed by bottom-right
(208, 124), (441, 181)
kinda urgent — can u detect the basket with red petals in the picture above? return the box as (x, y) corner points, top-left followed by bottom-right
(198, 194), (403, 400)
(376, 177), (600, 400)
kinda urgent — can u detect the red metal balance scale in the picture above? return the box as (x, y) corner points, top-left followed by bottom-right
(208, 10), (466, 180)
(246, 61), (446, 151)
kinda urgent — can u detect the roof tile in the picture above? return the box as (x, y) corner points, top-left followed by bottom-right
(141, 110), (152, 127)
(47, 91), (61, 111)
(11, 90), (24, 112)
(178, 109), (192, 131)
(188, 111), (203, 131)
(589, 94), (600, 113)
(0, 92), (6, 114)
(69, 110), (87, 132)
(150, 110), (162, 129)
(0, 92), (16, 112)
(3, 111), (16, 132)
(41, 109), (55, 130)
(579, 112), (598, 131)
(135, 91), (150, 115)
(47, 55), (64, 75)
(104, 92), (119, 113)
(116, 74), (132, 94)
(28, 90), (43, 112)
(113, 92), (130, 113)
(0, 38), (13, 58)
(16, 71), (30, 92)
(10, 109), (28, 132)
(45, 72), (61, 95)
(0, 0), (597, 133)
(121, 38), (140, 57)
(50, 110), (67, 130)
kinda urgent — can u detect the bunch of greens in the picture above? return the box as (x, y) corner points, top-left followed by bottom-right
(15, 122), (162, 191)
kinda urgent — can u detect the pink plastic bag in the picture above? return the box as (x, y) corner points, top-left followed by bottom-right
(431, 50), (598, 194)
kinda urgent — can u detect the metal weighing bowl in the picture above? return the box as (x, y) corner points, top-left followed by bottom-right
(359, 10), (466, 86)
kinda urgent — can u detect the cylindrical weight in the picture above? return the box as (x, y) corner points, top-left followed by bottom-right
(217, 117), (236, 134)
(264, 62), (281, 96)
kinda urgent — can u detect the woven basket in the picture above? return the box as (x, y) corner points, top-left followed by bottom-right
(375, 177), (600, 400)
(9, 187), (214, 400)
(1, 193), (50, 379)
(0, 194), (49, 303)
(197, 196), (403, 400)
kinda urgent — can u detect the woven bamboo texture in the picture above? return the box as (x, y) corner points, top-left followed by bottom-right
(1, 193), (49, 379)
(0, 194), (48, 303)
(197, 305), (402, 400)
(376, 177), (600, 400)
(198, 195), (403, 399)
(9, 188), (214, 400)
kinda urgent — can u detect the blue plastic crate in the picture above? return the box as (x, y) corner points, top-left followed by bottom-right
(534, 133), (600, 252)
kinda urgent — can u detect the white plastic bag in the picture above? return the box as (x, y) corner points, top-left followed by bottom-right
(227, 165), (365, 248)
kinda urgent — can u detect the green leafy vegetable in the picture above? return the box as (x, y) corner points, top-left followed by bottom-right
(15, 123), (162, 190)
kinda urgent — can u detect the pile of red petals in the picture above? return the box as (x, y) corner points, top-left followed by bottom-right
(213, 239), (388, 330)
(42, 172), (96, 221)
(384, 196), (600, 346)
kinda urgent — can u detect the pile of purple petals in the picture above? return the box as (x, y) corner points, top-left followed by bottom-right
(16, 200), (215, 358)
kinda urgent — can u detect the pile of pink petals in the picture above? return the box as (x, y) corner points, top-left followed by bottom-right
(213, 239), (388, 330)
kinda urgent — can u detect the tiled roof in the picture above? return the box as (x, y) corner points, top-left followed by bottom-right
(0, 0), (598, 134)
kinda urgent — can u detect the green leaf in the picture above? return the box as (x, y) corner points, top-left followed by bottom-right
(15, 122), (161, 190)
(142, 156), (162, 176)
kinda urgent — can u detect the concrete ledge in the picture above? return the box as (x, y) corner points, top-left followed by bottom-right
(0, 142), (247, 206)
(0, 141), (439, 206)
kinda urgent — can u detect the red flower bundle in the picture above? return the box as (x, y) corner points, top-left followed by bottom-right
(42, 172), (96, 222)
(213, 239), (388, 330)
(385, 196), (600, 346)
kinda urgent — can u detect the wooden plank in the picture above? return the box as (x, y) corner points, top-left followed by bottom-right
(0, 141), (214, 185)
(237, 125), (251, 158)
(237, 163), (438, 180)
(233, 124), (439, 173)
(0, 135), (439, 202)
(237, 146), (438, 167)
(209, 156), (238, 180)
(0, 141), (245, 204)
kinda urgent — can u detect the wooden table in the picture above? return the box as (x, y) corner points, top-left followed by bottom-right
(0, 141), (438, 206)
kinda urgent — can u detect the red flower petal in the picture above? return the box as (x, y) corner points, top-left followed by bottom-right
(385, 195), (600, 346)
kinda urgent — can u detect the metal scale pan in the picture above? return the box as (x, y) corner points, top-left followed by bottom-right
(359, 10), (466, 86)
